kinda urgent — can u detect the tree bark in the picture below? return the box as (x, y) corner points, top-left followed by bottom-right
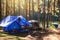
(18, 0), (20, 15)
(32, 0), (34, 19)
(54, 0), (55, 15)
(28, 0), (30, 20)
(43, 0), (46, 30)
(58, 0), (60, 24)
(47, 0), (50, 28)
(0, 0), (2, 21)
(37, 0), (40, 24)
(13, 0), (15, 16)
(24, 0), (27, 19)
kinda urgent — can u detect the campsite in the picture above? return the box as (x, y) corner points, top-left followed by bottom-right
(0, 0), (60, 40)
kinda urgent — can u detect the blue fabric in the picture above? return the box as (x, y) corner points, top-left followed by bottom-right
(54, 24), (58, 28)
(0, 15), (32, 33)
(3, 21), (20, 32)
(0, 16), (18, 27)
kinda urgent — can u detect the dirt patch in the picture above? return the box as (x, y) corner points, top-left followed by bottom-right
(0, 29), (60, 40)
(25, 33), (60, 40)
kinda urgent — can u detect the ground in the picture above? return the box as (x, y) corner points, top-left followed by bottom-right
(0, 28), (60, 40)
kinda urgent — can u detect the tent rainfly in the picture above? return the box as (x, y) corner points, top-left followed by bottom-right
(0, 15), (32, 33)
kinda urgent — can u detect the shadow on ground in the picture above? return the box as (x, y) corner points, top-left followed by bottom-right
(0, 29), (60, 40)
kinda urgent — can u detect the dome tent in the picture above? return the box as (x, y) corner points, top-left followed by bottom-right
(0, 15), (32, 33)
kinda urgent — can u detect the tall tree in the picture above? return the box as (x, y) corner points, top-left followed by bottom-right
(58, 0), (60, 24)
(43, 0), (46, 29)
(54, 0), (55, 15)
(18, 0), (20, 15)
(0, 0), (2, 21)
(32, 0), (34, 19)
(6, 0), (8, 16)
(24, 0), (27, 19)
(13, 0), (15, 16)
(11, 0), (12, 15)
(26, 0), (30, 20)
(28, 0), (30, 20)
(47, 0), (50, 28)
(37, 0), (40, 24)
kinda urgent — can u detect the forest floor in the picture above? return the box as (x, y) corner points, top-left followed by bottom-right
(0, 28), (60, 40)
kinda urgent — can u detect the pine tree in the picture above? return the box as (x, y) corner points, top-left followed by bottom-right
(43, 0), (46, 29)
(18, 0), (20, 15)
(24, 0), (27, 19)
(37, 0), (40, 24)
(58, 0), (60, 24)
(0, 0), (2, 21)
(32, 0), (34, 19)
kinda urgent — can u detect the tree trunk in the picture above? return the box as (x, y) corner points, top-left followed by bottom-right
(54, 0), (55, 15)
(58, 0), (60, 24)
(0, 0), (2, 21)
(47, 0), (50, 28)
(18, 0), (20, 15)
(6, 0), (8, 16)
(13, 0), (15, 16)
(24, 0), (27, 19)
(27, 0), (30, 20)
(32, 0), (34, 19)
(28, 0), (30, 20)
(37, 0), (40, 24)
(43, 0), (46, 30)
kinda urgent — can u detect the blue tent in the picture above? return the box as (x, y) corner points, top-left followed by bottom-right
(0, 15), (32, 33)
